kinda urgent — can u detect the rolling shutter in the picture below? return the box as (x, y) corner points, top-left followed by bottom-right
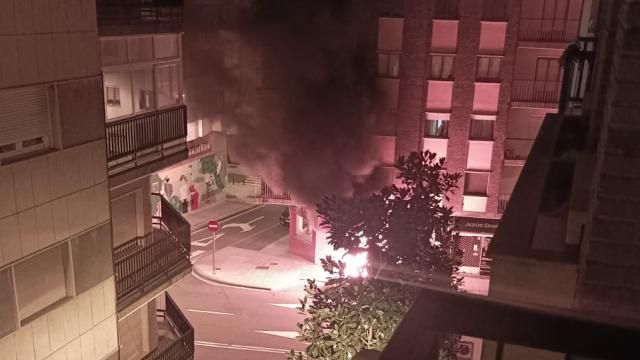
(0, 86), (50, 147)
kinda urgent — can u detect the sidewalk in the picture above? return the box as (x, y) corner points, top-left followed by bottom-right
(192, 235), (326, 291)
(182, 198), (260, 231)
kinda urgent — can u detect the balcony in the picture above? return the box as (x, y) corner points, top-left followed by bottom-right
(518, 18), (579, 42)
(498, 193), (511, 214)
(512, 80), (561, 105)
(559, 38), (597, 115)
(144, 292), (194, 360)
(97, 0), (183, 32)
(106, 105), (188, 184)
(114, 194), (191, 310)
(504, 139), (534, 162)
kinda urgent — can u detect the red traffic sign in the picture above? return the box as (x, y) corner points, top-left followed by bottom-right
(207, 220), (219, 232)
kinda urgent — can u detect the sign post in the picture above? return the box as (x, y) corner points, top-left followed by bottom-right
(207, 220), (219, 274)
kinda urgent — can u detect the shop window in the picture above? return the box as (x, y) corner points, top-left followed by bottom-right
(378, 52), (401, 78)
(431, 54), (455, 80)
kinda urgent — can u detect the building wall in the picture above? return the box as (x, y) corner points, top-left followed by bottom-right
(0, 1), (118, 359)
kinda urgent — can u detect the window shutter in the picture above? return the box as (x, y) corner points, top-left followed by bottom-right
(0, 86), (50, 147)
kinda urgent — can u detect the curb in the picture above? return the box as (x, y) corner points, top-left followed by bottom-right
(190, 203), (264, 232)
(191, 261), (272, 291)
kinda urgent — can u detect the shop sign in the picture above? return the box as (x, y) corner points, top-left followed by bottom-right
(454, 217), (500, 234)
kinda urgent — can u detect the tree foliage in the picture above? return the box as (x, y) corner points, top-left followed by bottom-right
(288, 151), (463, 360)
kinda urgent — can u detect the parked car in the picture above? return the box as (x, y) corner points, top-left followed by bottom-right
(279, 208), (290, 227)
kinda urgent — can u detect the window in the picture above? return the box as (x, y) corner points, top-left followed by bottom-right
(155, 63), (181, 108)
(434, 0), (458, 19)
(377, 17), (404, 52)
(426, 81), (454, 111)
(478, 22), (507, 55)
(132, 69), (154, 112)
(464, 172), (490, 195)
(378, 53), (401, 78)
(128, 37), (154, 62)
(153, 35), (178, 59)
(101, 38), (128, 66)
(106, 86), (121, 107)
(536, 57), (562, 81)
(470, 119), (495, 140)
(425, 119), (449, 138)
(431, 55), (455, 80)
(476, 56), (501, 80)
(431, 20), (459, 53)
(14, 245), (69, 321)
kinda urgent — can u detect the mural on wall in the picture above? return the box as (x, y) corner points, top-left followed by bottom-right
(152, 152), (227, 214)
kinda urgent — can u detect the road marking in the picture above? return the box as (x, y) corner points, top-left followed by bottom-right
(229, 223), (280, 247)
(255, 330), (299, 339)
(191, 205), (267, 234)
(192, 232), (225, 247)
(221, 216), (265, 233)
(190, 250), (205, 259)
(194, 340), (290, 354)
(188, 309), (235, 316)
(271, 303), (299, 309)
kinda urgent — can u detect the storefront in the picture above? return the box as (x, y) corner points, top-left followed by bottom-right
(454, 216), (500, 276)
(152, 151), (227, 214)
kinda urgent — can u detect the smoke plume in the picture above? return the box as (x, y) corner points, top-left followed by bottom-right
(222, 0), (384, 205)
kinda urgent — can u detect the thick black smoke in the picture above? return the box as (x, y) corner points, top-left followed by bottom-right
(224, 0), (383, 205)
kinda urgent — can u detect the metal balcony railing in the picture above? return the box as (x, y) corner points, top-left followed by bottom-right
(97, 0), (184, 26)
(144, 293), (194, 360)
(106, 105), (187, 174)
(559, 38), (597, 114)
(512, 80), (562, 104)
(498, 193), (511, 214)
(113, 195), (191, 309)
(519, 18), (580, 42)
(505, 139), (534, 161)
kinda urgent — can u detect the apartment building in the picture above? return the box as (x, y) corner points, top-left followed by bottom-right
(364, 0), (586, 287)
(0, 1), (118, 360)
(96, 1), (194, 359)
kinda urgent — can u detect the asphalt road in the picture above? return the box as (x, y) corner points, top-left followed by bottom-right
(189, 204), (290, 262)
(171, 204), (305, 360)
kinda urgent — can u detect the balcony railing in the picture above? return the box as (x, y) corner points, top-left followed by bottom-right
(505, 139), (534, 161)
(512, 80), (562, 104)
(113, 195), (191, 309)
(498, 193), (511, 214)
(144, 293), (194, 360)
(519, 18), (579, 42)
(559, 38), (597, 114)
(106, 105), (187, 175)
(97, 0), (184, 26)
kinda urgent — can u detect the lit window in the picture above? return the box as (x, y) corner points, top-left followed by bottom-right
(431, 54), (455, 80)
(155, 63), (181, 108)
(476, 56), (501, 81)
(425, 119), (449, 138)
(378, 53), (401, 78)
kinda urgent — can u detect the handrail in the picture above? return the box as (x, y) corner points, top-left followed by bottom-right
(97, 0), (184, 25)
(512, 80), (562, 104)
(106, 105), (187, 162)
(519, 18), (580, 42)
(143, 292), (194, 360)
(113, 194), (191, 307)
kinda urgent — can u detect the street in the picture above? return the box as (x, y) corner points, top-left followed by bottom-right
(171, 204), (305, 360)
(189, 204), (289, 262)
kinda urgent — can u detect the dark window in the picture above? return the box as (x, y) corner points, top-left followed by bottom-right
(470, 119), (495, 140)
(476, 56), (501, 81)
(425, 119), (449, 138)
(378, 52), (401, 78)
(431, 55), (455, 80)
(464, 172), (490, 195)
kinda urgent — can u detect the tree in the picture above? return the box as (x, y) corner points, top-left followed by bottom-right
(288, 151), (463, 360)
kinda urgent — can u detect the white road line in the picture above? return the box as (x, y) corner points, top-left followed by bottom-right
(194, 340), (290, 354)
(188, 309), (235, 316)
(230, 222), (280, 246)
(190, 250), (205, 259)
(191, 205), (267, 234)
(255, 330), (299, 339)
(271, 303), (299, 309)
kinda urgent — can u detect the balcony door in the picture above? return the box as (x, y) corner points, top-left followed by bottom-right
(111, 190), (145, 248)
